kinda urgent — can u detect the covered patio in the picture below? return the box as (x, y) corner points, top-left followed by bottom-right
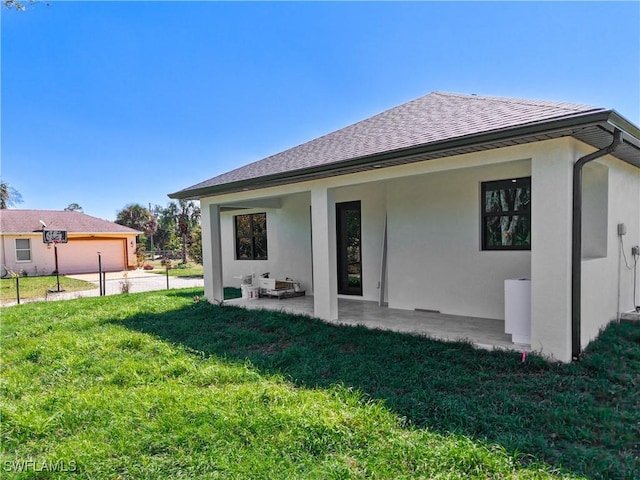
(225, 296), (528, 352)
(176, 93), (640, 362)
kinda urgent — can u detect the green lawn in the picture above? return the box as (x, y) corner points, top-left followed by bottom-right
(145, 262), (204, 278)
(0, 275), (95, 304)
(1, 289), (638, 479)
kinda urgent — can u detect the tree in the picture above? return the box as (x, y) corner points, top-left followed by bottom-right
(0, 181), (23, 209)
(175, 200), (201, 263)
(2, 0), (41, 11)
(3, 0), (28, 10)
(64, 203), (83, 212)
(3, 1), (49, 11)
(483, 179), (531, 248)
(150, 203), (179, 253)
(146, 201), (201, 262)
(115, 204), (158, 247)
(188, 225), (203, 265)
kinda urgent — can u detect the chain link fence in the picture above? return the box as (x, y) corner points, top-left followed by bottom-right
(1, 268), (204, 306)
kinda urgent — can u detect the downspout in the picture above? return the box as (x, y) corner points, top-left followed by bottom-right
(571, 127), (623, 361)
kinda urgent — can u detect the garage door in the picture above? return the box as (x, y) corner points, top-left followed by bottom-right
(57, 239), (126, 274)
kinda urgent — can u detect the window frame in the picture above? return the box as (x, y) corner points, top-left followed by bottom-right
(481, 176), (531, 251)
(234, 212), (268, 260)
(15, 238), (32, 262)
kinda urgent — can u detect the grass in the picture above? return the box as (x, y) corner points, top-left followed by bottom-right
(145, 261), (204, 278)
(0, 275), (95, 304)
(1, 289), (638, 479)
(223, 286), (242, 299)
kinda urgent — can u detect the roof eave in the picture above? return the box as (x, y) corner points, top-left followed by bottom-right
(170, 109), (639, 200)
(608, 110), (640, 141)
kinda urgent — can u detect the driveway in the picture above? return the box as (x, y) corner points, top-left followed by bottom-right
(67, 270), (203, 296)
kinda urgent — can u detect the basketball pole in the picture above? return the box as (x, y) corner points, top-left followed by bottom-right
(54, 241), (61, 292)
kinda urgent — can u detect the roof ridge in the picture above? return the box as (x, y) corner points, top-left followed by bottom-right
(0, 209), (141, 234)
(432, 90), (602, 113)
(171, 90), (623, 198)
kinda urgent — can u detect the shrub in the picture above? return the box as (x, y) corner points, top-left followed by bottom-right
(119, 273), (132, 294)
(160, 257), (172, 268)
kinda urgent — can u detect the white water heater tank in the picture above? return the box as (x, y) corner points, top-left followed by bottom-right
(505, 278), (531, 345)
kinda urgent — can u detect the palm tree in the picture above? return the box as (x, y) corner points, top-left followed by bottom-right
(175, 200), (201, 263)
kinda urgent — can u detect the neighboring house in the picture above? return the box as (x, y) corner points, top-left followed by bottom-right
(0, 210), (141, 275)
(170, 91), (640, 362)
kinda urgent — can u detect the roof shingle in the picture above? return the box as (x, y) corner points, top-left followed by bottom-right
(172, 91), (607, 196)
(0, 210), (141, 235)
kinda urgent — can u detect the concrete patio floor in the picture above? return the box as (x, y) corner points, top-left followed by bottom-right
(225, 295), (530, 352)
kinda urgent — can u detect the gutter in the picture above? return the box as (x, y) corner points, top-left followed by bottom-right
(571, 127), (623, 361)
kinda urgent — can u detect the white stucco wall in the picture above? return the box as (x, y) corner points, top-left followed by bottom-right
(216, 182), (388, 302)
(528, 137), (640, 362)
(197, 136), (637, 363)
(334, 183), (387, 302)
(581, 154), (640, 346)
(530, 139), (575, 362)
(219, 192), (314, 292)
(386, 159), (532, 319)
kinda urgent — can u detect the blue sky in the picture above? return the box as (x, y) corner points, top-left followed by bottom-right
(2, 1), (639, 221)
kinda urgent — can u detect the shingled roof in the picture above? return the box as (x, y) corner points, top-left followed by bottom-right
(0, 210), (141, 235)
(170, 91), (640, 199)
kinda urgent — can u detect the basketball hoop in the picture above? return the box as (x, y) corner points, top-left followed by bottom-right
(43, 230), (67, 244)
(45, 234), (66, 293)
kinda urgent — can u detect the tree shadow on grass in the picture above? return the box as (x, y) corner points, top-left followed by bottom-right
(118, 298), (640, 480)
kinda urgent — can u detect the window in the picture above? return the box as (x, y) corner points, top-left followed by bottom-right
(481, 177), (531, 250)
(235, 213), (267, 260)
(16, 238), (32, 262)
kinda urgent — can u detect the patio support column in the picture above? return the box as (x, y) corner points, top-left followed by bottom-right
(311, 186), (338, 321)
(531, 141), (574, 362)
(201, 202), (224, 304)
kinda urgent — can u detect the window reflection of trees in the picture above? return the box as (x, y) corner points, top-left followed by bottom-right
(482, 178), (531, 249)
(235, 213), (267, 260)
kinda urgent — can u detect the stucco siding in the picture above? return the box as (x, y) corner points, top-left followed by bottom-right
(220, 192), (313, 292)
(1, 234), (136, 276)
(2, 234), (55, 276)
(334, 183), (387, 302)
(530, 139), (575, 362)
(581, 154), (640, 346)
(386, 159), (531, 319)
(198, 136), (637, 363)
(217, 184), (388, 302)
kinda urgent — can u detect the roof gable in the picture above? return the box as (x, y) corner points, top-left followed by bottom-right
(0, 210), (141, 235)
(171, 91), (638, 198)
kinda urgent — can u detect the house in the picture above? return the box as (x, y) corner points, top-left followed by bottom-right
(169, 91), (640, 362)
(0, 210), (141, 275)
